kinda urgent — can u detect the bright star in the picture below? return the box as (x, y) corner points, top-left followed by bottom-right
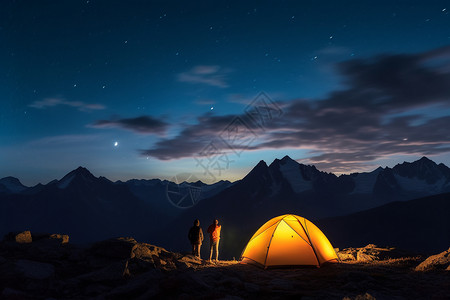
(114, 141), (118, 147)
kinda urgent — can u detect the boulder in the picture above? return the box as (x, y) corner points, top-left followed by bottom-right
(132, 243), (155, 260)
(415, 247), (450, 271)
(337, 248), (357, 261)
(3, 231), (32, 243)
(351, 244), (411, 262)
(15, 259), (55, 280)
(90, 237), (138, 259)
(31, 233), (69, 244)
(51, 233), (69, 244)
(128, 257), (156, 274)
(106, 269), (162, 299)
(78, 260), (130, 283)
(178, 255), (203, 266)
(343, 293), (376, 300)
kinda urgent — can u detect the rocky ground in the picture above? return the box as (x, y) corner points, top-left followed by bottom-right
(0, 231), (449, 299)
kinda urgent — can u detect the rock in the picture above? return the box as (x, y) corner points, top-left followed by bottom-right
(337, 248), (357, 261)
(143, 243), (174, 259)
(178, 254), (202, 265)
(174, 259), (192, 270)
(128, 257), (156, 274)
(3, 231), (32, 243)
(107, 269), (162, 299)
(357, 251), (377, 262)
(343, 293), (376, 300)
(78, 260), (130, 283)
(356, 245), (380, 262)
(15, 259), (55, 280)
(132, 243), (155, 260)
(339, 245), (415, 262)
(90, 237), (138, 259)
(31, 232), (69, 244)
(415, 247), (450, 271)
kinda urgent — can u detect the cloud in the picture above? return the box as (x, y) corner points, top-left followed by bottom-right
(177, 65), (231, 88)
(29, 97), (105, 112)
(91, 116), (168, 135)
(143, 46), (450, 172)
(140, 113), (238, 159)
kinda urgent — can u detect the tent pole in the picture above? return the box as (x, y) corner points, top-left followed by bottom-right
(263, 221), (282, 268)
(295, 216), (321, 267)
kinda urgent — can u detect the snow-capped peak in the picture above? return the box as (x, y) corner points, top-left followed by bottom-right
(277, 156), (313, 193)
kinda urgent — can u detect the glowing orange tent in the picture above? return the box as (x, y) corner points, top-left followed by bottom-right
(240, 214), (339, 268)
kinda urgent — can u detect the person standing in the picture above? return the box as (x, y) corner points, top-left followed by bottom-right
(207, 219), (221, 262)
(188, 219), (203, 258)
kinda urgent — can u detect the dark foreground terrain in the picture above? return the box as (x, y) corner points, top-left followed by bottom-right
(0, 231), (449, 300)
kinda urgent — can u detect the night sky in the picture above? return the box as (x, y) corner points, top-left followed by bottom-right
(2, 1), (450, 185)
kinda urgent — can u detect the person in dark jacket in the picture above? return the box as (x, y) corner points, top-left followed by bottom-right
(188, 219), (204, 258)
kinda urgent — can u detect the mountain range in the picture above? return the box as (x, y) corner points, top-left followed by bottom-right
(1, 156), (449, 257)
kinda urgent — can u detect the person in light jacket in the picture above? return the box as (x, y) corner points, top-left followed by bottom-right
(207, 219), (221, 262)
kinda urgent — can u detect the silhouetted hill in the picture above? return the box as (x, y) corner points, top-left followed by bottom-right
(0, 167), (232, 244)
(317, 192), (450, 254)
(0, 168), (155, 243)
(0, 176), (27, 194)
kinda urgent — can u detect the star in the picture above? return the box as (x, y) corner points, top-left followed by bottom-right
(114, 141), (118, 147)
(210, 106), (214, 110)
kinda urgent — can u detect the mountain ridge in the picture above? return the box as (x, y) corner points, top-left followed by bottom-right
(2, 156), (449, 192)
(1, 156), (449, 254)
